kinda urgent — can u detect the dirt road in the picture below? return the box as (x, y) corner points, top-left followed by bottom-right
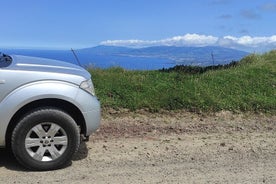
(0, 111), (275, 184)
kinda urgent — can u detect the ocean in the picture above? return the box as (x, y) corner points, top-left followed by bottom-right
(2, 49), (175, 70)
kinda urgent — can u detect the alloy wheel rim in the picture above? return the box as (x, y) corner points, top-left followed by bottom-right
(25, 122), (68, 162)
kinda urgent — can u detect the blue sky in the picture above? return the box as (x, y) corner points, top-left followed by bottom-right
(1, 0), (276, 52)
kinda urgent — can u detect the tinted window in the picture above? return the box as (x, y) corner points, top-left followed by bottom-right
(0, 54), (12, 68)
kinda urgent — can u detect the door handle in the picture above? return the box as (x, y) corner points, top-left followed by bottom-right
(0, 80), (5, 84)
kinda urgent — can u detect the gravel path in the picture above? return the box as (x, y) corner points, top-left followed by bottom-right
(0, 111), (275, 184)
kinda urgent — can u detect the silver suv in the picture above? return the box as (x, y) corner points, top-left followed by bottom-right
(0, 53), (101, 170)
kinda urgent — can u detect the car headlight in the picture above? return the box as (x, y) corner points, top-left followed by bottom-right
(80, 79), (96, 96)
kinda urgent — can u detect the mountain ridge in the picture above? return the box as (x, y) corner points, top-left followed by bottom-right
(77, 45), (249, 66)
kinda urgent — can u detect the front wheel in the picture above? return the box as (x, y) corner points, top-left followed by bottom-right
(11, 108), (80, 171)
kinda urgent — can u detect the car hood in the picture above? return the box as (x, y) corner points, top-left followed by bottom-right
(9, 55), (91, 79)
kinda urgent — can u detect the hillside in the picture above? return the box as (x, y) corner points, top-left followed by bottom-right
(90, 50), (276, 113)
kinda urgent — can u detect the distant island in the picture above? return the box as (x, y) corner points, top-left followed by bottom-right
(1, 46), (249, 70)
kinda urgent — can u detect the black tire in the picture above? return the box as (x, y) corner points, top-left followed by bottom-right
(11, 107), (80, 171)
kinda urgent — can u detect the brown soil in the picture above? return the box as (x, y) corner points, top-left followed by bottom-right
(0, 111), (275, 184)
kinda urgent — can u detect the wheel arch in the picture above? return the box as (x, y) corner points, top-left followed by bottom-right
(6, 98), (86, 147)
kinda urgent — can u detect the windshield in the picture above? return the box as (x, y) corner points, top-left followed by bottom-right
(0, 53), (12, 68)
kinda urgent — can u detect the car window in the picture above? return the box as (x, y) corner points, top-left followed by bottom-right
(0, 53), (12, 68)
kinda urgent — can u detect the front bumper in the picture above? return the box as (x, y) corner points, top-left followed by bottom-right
(83, 103), (101, 136)
(75, 89), (101, 136)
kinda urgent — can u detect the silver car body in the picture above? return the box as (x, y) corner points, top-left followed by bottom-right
(0, 55), (101, 146)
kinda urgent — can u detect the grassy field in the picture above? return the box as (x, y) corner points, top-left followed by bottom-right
(89, 50), (276, 113)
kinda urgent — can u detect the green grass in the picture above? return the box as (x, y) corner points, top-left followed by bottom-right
(89, 50), (276, 113)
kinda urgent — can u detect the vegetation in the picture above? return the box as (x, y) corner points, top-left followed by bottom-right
(159, 60), (239, 74)
(89, 50), (276, 113)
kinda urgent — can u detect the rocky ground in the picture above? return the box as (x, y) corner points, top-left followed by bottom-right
(0, 111), (275, 184)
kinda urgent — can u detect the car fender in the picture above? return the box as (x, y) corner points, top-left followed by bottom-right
(0, 80), (83, 146)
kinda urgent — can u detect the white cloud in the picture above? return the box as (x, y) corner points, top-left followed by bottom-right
(166, 34), (218, 46)
(101, 34), (218, 47)
(219, 35), (276, 51)
(101, 39), (151, 47)
(100, 33), (276, 52)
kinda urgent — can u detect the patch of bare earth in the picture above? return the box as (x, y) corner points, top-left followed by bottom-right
(0, 110), (275, 184)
